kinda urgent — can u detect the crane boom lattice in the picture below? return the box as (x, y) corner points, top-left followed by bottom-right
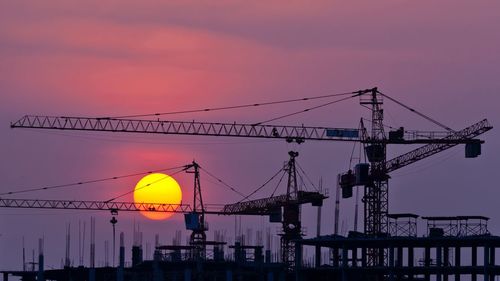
(386, 119), (492, 173)
(10, 115), (361, 142)
(0, 198), (192, 213)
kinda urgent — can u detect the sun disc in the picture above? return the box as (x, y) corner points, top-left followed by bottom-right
(133, 173), (182, 220)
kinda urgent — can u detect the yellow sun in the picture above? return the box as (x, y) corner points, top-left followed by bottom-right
(133, 173), (182, 220)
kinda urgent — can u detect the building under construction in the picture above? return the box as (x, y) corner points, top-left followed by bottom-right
(3, 215), (500, 281)
(1, 88), (497, 281)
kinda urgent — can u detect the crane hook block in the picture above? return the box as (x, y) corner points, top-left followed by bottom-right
(339, 171), (356, 199)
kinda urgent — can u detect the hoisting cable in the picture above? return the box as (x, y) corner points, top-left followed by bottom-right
(0, 165), (186, 196)
(235, 167), (285, 204)
(270, 170), (287, 197)
(103, 91), (357, 119)
(296, 163), (319, 192)
(253, 93), (360, 125)
(376, 90), (455, 132)
(348, 141), (357, 170)
(103, 167), (188, 203)
(348, 121), (367, 170)
(199, 167), (247, 198)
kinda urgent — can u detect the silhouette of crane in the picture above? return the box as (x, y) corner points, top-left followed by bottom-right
(0, 155), (326, 269)
(8, 87), (492, 269)
(342, 88), (492, 266)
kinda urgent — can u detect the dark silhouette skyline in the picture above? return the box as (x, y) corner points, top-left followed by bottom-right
(1, 0), (499, 272)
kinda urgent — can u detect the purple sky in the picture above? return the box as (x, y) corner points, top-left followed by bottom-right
(1, 0), (500, 270)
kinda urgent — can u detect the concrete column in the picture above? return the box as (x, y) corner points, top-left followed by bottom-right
(489, 247), (495, 265)
(89, 268), (95, 281)
(455, 247), (461, 281)
(352, 248), (357, 267)
(397, 247), (403, 267)
(341, 247), (348, 268)
(472, 246), (477, 281)
(389, 247), (395, 267)
(389, 247), (395, 281)
(437, 246), (442, 281)
(408, 247), (414, 281)
(37, 239), (44, 281)
(483, 246), (489, 281)
(315, 205), (322, 269)
(379, 247), (385, 267)
(489, 247), (495, 281)
(424, 247), (431, 281)
(117, 233), (124, 281)
(397, 247), (403, 281)
(341, 247), (348, 281)
(444, 247), (449, 266)
(90, 218), (96, 281)
(265, 250), (271, 263)
(444, 247), (449, 281)
(361, 248), (367, 268)
(153, 248), (163, 281)
(333, 248), (339, 267)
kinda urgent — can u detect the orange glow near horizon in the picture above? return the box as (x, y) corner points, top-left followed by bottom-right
(133, 173), (183, 220)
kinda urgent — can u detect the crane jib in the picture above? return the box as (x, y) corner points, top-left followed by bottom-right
(10, 115), (362, 141)
(10, 116), (491, 145)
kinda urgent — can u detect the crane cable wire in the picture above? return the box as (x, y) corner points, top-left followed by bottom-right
(199, 167), (247, 198)
(376, 90), (455, 132)
(253, 94), (359, 125)
(348, 121), (366, 170)
(235, 167), (285, 204)
(270, 170), (287, 197)
(103, 167), (188, 203)
(0, 165), (186, 196)
(296, 162), (319, 192)
(103, 91), (358, 119)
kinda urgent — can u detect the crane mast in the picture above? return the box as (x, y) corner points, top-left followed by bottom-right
(360, 88), (389, 266)
(353, 89), (492, 268)
(281, 151), (302, 270)
(184, 162), (208, 258)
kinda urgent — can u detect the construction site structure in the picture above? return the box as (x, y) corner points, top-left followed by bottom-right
(3, 87), (495, 280)
(0, 152), (326, 271)
(3, 220), (500, 281)
(337, 88), (491, 268)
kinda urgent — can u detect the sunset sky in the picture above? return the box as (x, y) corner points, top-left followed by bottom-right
(1, 0), (500, 270)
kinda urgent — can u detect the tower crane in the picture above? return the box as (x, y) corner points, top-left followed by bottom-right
(8, 87), (493, 269)
(221, 150), (327, 270)
(0, 154), (325, 270)
(338, 88), (492, 267)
